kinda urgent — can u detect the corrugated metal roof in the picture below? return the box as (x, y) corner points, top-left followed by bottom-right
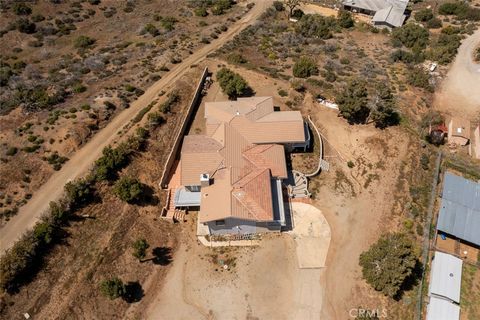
(343, 0), (408, 12)
(372, 6), (406, 27)
(437, 172), (480, 246)
(428, 251), (463, 303)
(426, 296), (460, 320)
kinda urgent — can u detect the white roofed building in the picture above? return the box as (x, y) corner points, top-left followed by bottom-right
(342, 0), (409, 28)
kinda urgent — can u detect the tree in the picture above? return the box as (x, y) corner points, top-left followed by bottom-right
(216, 68), (252, 99)
(284, 0), (302, 18)
(273, 1), (285, 11)
(407, 67), (432, 91)
(147, 112), (164, 128)
(369, 83), (400, 128)
(132, 238), (150, 261)
(336, 79), (370, 124)
(113, 176), (143, 203)
(292, 57), (318, 78)
(100, 278), (126, 299)
(337, 10), (354, 28)
(359, 233), (417, 298)
(94, 146), (129, 181)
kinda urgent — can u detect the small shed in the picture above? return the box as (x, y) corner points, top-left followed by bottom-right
(428, 251), (463, 303)
(426, 296), (460, 320)
(448, 117), (471, 146)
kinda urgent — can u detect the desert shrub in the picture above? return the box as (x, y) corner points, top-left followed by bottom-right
(13, 3), (32, 15)
(337, 10), (354, 28)
(143, 23), (159, 36)
(72, 83), (87, 93)
(147, 112), (165, 128)
(113, 176), (143, 203)
(227, 52), (247, 64)
(414, 9), (434, 22)
(211, 0), (235, 15)
(278, 89), (288, 97)
(74, 35), (95, 48)
(273, 1), (284, 11)
(6, 146), (18, 156)
(426, 18), (442, 29)
(296, 14), (337, 39)
(216, 68), (252, 99)
(475, 47), (480, 62)
(407, 67), (432, 91)
(100, 278), (126, 299)
(293, 57), (318, 78)
(160, 17), (177, 31)
(94, 146), (129, 181)
(359, 233), (418, 298)
(64, 178), (95, 208)
(336, 78), (370, 124)
(45, 152), (68, 170)
(427, 33), (461, 64)
(132, 238), (149, 261)
(15, 18), (36, 34)
(194, 7), (208, 16)
(31, 14), (45, 22)
(392, 24), (429, 49)
(159, 90), (180, 113)
(439, 2), (480, 21)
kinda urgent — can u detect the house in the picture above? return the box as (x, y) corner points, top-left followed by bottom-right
(437, 172), (480, 248)
(342, 0), (409, 28)
(448, 117), (471, 146)
(425, 251), (462, 320)
(174, 97), (309, 235)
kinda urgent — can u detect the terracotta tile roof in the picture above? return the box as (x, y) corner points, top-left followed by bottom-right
(243, 144), (288, 179)
(179, 96), (305, 223)
(231, 168), (274, 221)
(180, 135), (223, 186)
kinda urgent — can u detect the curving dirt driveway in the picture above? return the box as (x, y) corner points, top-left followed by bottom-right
(0, 0), (273, 253)
(434, 28), (480, 118)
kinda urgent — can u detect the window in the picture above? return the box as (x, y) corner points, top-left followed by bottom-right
(215, 220), (225, 226)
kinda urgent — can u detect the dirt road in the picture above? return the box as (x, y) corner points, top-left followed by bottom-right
(434, 28), (480, 118)
(0, 0), (272, 253)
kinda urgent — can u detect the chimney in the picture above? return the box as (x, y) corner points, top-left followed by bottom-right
(200, 173), (210, 187)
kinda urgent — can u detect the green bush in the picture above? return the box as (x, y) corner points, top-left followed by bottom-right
(132, 238), (150, 261)
(15, 18), (36, 34)
(64, 178), (95, 208)
(100, 278), (126, 299)
(74, 35), (96, 48)
(296, 14), (337, 39)
(143, 23), (159, 36)
(370, 83), (400, 129)
(336, 79), (370, 124)
(337, 10), (354, 28)
(293, 57), (318, 78)
(147, 112), (165, 128)
(427, 33), (461, 64)
(216, 68), (252, 99)
(273, 1), (284, 11)
(392, 24), (429, 49)
(227, 53), (247, 64)
(113, 176), (143, 203)
(94, 146), (129, 181)
(12, 3), (32, 16)
(426, 18), (442, 29)
(407, 67), (432, 91)
(278, 89), (288, 97)
(439, 2), (480, 21)
(194, 7), (208, 17)
(414, 9), (434, 22)
(359, 233), (418, 298)
(6, 146), (18, 156)
(159, 90), (180, 113)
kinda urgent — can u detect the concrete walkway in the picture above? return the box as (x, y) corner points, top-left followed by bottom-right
(290, 202), (331, 268)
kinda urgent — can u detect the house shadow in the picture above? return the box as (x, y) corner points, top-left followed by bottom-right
(123, 281), (144, 303)
(151, 246), (173, 266)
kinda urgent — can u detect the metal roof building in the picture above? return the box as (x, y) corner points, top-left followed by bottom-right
(437, 172), (480, 246)
(342, 0), (408, 28)
(428, 251), (463, 303)
(426, 296), (460, 320)
(426, 251), (463, 320)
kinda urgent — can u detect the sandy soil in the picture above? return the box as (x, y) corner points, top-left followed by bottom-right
(0, 0), (274, 253)
(145, 204), (330, 320)
(434, 29), (480, 119)
(300, 3), (372, 23)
